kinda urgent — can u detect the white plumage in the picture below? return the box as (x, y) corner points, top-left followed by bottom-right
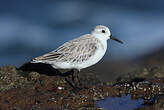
(31, 25), (123, 71)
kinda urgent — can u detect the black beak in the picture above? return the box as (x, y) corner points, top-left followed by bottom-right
(110, 35), (123, 44)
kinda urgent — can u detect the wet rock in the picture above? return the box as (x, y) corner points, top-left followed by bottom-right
(0, 66), (118, 109)
(136, 95), (164, 110)
(28, 72), (40, 81)
(0, 66), (164, 109)
(116, 66), (164, 83)
(0, 66), (33, 91)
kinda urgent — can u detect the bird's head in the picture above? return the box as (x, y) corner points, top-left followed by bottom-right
(91, 25), (123, 44)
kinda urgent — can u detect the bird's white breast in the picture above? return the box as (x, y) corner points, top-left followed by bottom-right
(76, 41), (107, 70)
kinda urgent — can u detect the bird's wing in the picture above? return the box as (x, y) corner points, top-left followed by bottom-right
(32, 35), (99, 63)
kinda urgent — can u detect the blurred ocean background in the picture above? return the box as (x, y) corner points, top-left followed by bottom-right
(0, 0), (164, 80)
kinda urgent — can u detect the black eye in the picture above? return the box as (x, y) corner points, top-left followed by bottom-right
(102, 30), (105, 33)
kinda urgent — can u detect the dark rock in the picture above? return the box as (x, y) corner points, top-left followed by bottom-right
(0, 66), (164, 109)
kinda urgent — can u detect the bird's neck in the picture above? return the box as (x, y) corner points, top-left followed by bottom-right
(91, 34), (108, 51)
(92, 33), (109, 41)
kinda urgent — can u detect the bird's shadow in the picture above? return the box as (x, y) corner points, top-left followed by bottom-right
(18, 62), (83, 90)
(18, 62), (72, 77)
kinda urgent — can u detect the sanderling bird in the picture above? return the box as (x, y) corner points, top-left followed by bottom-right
(26, 25), (123, 88)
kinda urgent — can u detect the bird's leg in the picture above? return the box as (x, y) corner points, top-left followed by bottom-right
(65, 77), (75, 89)
(76, 70), (82, 86)
(71, 69), (75, 84)
(72, 69), (83, 89)
(71, 69), (81, 88)
(64, 69), (83, 90)
(64, 69), (79, 89)
(75, 70), (89, 89)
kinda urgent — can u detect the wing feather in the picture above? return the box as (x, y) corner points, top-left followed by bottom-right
(32, 34), (99, 63)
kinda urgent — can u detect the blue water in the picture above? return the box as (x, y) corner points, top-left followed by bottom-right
(0, 0), (164, 66)
(97, 94), (144, 110)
